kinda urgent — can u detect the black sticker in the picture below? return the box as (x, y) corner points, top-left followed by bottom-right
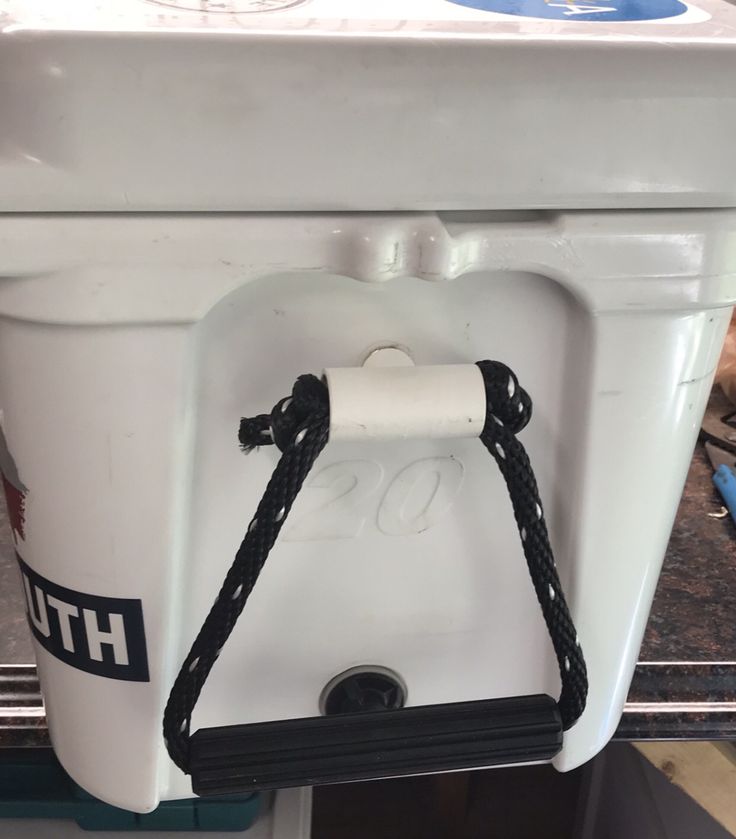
(17, 554), (149, 682)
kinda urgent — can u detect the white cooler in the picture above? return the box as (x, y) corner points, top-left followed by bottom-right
(0, 0), (735, 815)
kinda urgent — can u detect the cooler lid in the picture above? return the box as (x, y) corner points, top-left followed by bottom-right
(1, 0), (736, 211)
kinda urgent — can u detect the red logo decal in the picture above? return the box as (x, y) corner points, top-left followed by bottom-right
(0, 426), (28, 544)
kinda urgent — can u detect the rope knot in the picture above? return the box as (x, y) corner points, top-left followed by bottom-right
(476, 361), (532, 436)
(239, 374), (329, 453)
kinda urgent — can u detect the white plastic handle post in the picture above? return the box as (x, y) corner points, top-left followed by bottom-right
(323, 364), (487, 443)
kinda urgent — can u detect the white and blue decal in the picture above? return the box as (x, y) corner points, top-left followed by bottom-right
(18, 555), (150, 682)
(448, 0), (688, 20)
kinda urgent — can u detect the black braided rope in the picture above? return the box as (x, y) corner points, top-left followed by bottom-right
(475, 361), (587, 731)
(163, 361), (587, 774)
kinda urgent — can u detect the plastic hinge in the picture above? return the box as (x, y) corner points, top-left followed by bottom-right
(190, 694), (563, 796)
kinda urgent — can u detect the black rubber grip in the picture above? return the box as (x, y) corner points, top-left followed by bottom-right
(190, 694), (563, 796)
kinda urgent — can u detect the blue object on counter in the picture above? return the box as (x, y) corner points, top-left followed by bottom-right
(705, 442), (736, 527)
(713, 464), (736, 526)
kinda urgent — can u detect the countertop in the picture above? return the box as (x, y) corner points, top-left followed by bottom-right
(615, 442), (736, 740)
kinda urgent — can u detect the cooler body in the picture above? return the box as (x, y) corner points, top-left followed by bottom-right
(1, 211), (734, 811)
(1, 0), (736, 816)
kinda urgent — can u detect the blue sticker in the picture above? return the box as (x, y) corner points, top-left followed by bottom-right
(448, 0), (688, 21)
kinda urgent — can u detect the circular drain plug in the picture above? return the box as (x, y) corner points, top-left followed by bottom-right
(321, 666), (407, 716)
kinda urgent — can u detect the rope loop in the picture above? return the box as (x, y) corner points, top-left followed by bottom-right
(476, 360), (532, 435)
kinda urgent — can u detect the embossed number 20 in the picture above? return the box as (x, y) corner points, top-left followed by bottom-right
(284, 457), (464, 541)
